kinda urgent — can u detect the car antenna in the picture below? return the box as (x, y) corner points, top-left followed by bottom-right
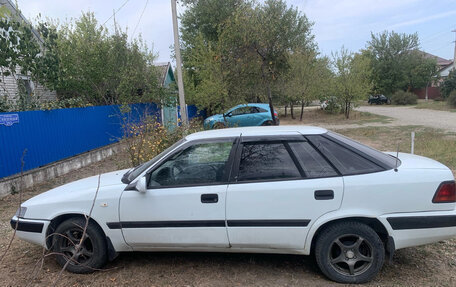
(394, 143), (399, 172)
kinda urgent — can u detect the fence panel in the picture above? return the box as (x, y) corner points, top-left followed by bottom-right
(0, 103), (159, 178)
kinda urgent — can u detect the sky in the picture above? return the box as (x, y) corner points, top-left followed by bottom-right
(16, 0), (456, 64)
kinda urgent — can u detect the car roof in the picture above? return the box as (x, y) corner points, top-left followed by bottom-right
(185, 126), (328, 141)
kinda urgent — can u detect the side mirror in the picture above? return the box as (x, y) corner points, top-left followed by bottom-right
(135, 176), (147, 193)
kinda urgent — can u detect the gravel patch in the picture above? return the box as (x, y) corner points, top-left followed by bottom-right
(357, 106), (456, 133)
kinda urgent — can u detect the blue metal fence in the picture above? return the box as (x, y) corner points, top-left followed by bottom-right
(0, 103), (160, 179)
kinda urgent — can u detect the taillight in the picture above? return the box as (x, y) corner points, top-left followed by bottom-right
(432, 181), (456, 203)
(274, 111), (278, 117)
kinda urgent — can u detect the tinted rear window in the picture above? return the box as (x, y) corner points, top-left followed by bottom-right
(307, 135), (383, 175)
(326, 131), (397, 169)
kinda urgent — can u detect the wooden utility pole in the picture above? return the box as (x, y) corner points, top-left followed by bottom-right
(171, 0), (188, 124)
(452, 29), (456, 71)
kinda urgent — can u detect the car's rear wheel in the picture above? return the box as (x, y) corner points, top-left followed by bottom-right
(315, 221), (385, 284)
(52, 217), (107, 273)
(261, 120), (273, 126)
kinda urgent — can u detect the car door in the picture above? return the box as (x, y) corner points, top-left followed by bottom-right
(225, 137), (344, 250)
(118, 138), (238, 250)
(226, 107), (253, 127)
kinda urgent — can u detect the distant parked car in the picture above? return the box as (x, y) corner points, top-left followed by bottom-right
(203, 103), (279, 129)
(368, 94), (390, 105)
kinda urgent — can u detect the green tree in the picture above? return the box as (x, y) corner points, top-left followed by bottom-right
(368, 31), (438, 95)
(441, 69), (456, 98)
(284, 51), (331, 120)
(0, 14), (41, 110)
(332, 48), (372, 119)
(219, 0), (315, 124)
(36, 13), (165, 106)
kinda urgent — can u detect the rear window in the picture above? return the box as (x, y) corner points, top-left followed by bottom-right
(307, 135), (383, 175)
(326, 132), (398, 169)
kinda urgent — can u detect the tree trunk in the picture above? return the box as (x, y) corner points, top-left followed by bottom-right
(345, 101), (350, 119)
(290, 103), (295, 119)
(284, 105), (288, 117)
(300, 101), (305, 121)
(266, 83), (277, 125)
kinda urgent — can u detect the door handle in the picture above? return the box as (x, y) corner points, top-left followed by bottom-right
(314, 190), (334, 200)
(201, 193), (218, 203)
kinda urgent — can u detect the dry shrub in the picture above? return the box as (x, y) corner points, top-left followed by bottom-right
(124, 116), (203, 166)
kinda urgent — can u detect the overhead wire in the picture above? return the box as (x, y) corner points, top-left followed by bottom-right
(132, 0), (149, 38)
(103, 0), (131, 26)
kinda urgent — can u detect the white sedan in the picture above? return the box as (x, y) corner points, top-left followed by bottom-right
(11, 126), (456, 284)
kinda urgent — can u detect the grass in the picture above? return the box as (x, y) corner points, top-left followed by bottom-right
(415, 99), (456, 112)
(279, 107), (392, 126)
(336, 125), (456, 171)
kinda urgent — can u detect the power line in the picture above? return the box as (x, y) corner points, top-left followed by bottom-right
(103, 0), (131, 26)
(427, 41), (453, 53)
(132, 0), (149, 38)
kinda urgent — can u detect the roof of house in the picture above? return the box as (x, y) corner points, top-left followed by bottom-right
(418, 50), (453, 67)
(153, 62), (173, 86)
(185, 125), (327, 141)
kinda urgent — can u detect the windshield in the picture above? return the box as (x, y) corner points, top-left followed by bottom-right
(122, 138), (186, 184)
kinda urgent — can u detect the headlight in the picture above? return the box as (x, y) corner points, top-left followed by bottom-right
(15, 206), (27, 218)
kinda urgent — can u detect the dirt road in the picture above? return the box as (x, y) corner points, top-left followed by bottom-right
(357, 105), (456, 132)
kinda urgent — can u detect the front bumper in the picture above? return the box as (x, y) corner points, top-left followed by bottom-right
(10, 216), (50, 248)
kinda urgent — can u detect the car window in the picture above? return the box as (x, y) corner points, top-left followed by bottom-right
(237, 142), (301, 181)
(257, 107), (268, 112)
(326, 131), (397, 169)
(307, 135), (383, 175)
(148, 141), (233, 187)
(231, 107), (250, 116)
(288, 141), (338, 178)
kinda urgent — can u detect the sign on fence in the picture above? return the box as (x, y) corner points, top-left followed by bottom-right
(0, 114), (19, 126)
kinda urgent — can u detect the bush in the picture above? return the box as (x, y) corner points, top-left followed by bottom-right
(123, 116), (203, 166)
(391, 91), (417, 105)
(447, 91), (456, 108)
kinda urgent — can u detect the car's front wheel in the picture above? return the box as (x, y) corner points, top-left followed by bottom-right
(52, 217), (107, 273)
(315, 221), (385, 284)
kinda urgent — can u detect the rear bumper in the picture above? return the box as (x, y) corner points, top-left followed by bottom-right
(379, 211), (456, 249)
(10, 216), (50, 248)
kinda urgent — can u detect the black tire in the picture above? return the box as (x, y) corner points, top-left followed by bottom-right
(52, 217), (107, 273)
(315, 221), (385, 284)
(261, 120), (273, 126)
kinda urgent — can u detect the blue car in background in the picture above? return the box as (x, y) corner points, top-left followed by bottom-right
(203, 103), (279, 129)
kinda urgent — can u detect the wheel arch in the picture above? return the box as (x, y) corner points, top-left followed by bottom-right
(308, 217), (393, 259)
(46, 213), (106, 248)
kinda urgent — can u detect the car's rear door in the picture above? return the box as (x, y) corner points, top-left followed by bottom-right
(225, 136), (344, 249)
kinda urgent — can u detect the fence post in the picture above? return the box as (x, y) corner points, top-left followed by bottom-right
(411, 131), (415, 154)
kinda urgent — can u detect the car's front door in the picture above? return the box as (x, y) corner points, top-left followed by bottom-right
(118, 138), (237, 250)
(226, 137), (344, 250)
(225, 107), (253, 127)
